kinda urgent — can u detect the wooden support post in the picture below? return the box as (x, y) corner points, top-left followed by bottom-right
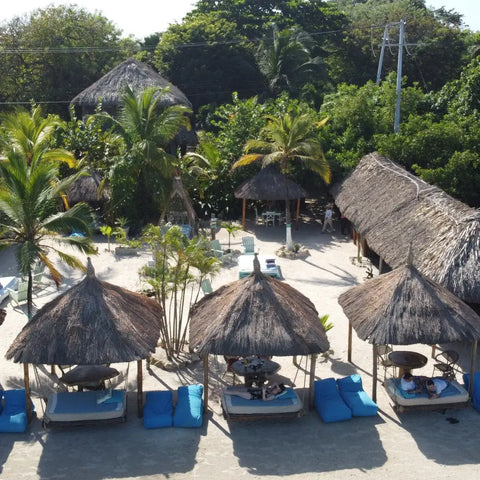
(378, 257), (383, 275)
(348, 322), (353, 363)
(372, 344), (378, 402)
(469, 340), (478, 400)
(309, 354), (317, 409)
(203, 356), (209, 413)
(24, 363), (32, 423)
(137, 359), (143, 418)
(242, 199), (246, 230)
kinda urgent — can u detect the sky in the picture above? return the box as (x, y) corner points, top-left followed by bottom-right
(1, 1), (479, 39)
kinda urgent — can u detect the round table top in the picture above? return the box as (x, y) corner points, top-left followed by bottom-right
(388, 350), (428, 369)
(231, 357), (280, 376)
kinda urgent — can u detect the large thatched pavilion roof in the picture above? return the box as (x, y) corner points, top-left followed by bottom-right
(189, 256), (329, 357)
(67, 171), (109, 205)
(234, 165), (309, 201)
(6, 259), (163, 365)
(71, 57), (192, 109)
(332, 152), (480, 304)
(338, 262), (480, 346)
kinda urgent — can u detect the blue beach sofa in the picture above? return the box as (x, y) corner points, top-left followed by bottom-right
(143, 390), (174, 429)
(314, 378), (352, 423)
(337, 375), (378, 417)
(0, 389), (32, 433)
(173, 385), (203, 428)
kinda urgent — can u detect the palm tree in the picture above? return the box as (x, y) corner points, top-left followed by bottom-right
(232, 110), (330, 249)
(98, 85), (192, 228)
(0, 153), (96, 318)
(256, 24), (326, 99)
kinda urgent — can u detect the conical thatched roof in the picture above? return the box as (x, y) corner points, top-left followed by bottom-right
(71, 57), (192, 109)
(234, 165), (309, 200)
(332, 152), (480, 303)
(189, 257), (329, 356)
(338, 262), (480, 345)
(67, 171), (109, 205)
(6, 259), (162, 365)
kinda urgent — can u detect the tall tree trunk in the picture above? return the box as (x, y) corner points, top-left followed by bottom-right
(284, 175), (293, 249)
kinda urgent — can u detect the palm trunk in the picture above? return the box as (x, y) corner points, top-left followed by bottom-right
(284, 176), (293, 250)
(27, 271), (33, 320)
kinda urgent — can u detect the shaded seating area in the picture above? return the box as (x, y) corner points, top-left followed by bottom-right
(0, 389), (33, 433)
(432, 350), (459, 381)
(43, 389), (127, 428)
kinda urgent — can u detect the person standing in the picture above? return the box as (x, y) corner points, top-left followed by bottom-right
(322, 205), (334, 232)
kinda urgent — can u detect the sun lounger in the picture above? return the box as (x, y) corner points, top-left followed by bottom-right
(43, 389), (127, 427)
(314, 378), (352, 423)
(0, 389), (33, 433)
(221, 386), (303, 420)
(238, 255), (280, 279)
(385, 377), (469, 412)
(337, 374), (378, 417)
(173, 385), (203, 428)
(143, 390), (173, 429)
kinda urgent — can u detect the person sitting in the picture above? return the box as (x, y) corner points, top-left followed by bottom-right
(426, 378), (448, 399)
(223, 383), (286, 401)
(400, 373), (426, 394)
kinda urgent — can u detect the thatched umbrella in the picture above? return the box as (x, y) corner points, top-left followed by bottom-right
(332, 152), (480, 304)
(189, 255), (329, 410)
(234, 165), (309, 229)
(67, 171), (109, 206)
(338, 260), (480, 401)
(6, 258), (163, 419)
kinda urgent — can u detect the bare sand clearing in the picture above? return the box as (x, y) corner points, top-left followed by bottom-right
(1, 223), (480, 480)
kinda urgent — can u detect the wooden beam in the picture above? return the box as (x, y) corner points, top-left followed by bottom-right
(469, 340), (478, 400)
(295, 198), (300, 230)
(203, 356), (209, 413)
(309, 354), (317, 409)
(348, 322), (353, 363)
(137, 360), (143, 418)
(242, 199), (246, 230)
(372, 344), (378, 402)
(24, 363), (32, 423)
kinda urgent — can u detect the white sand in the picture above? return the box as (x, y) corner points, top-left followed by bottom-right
(1, 222), (480, 480)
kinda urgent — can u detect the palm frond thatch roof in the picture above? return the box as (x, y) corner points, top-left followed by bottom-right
(6, 259), (163, 365)
(332, 152), (480, 303)
(71, 57), (192, 108)
(234, 165), (309, 200)
(338, 262), (480, 345)
(189, 260), (329, 357)
(67, 171), (109, 205)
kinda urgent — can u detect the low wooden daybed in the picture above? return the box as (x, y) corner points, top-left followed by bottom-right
(43, 389), (127, 427)
(221, 387), (304, 421)
(384, 378), (469, 412)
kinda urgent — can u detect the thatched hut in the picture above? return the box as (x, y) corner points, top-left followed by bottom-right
(234, 165), (309, 229)
(332, 152), (480, 305)
(6, 258), (163, 418)
(66, 171), (109, 207)
(71, 57), (197, 149)
(338, 260), (480, 401)
(189, 255), (329, 410)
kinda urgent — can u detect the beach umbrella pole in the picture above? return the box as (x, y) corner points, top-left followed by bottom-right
(137, 360), (143, 418)
(309, 354), (317, 409)
(203, 356), (209, 413)
(372, 344), (378, 402)
(348, 322), (352, 363)
(23, 363), (32, 423)
(469, 340), (478, 399)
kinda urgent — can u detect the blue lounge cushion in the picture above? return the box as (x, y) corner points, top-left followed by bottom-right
(0, 389), (32, 433)
(0, 389), (3, 415)
(314, 378), (352, 423)
(337, 375), (378, 417)
(463, 373), (480, 412)
(143, 390), (173, 429)
(173, 385), (203, 428)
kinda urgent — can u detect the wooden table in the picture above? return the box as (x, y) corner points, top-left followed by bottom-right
(231, 357), (281, 387)
(388, 350), (428, 377)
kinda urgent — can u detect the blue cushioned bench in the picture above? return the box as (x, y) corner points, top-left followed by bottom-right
(337, 375), (378, 417)
(0, 389), (32, 433)
(463, 373), (480, 412)
(314, 378), (352, 423)
(143, 390), (173, 429)
(173, 385), (203, 428)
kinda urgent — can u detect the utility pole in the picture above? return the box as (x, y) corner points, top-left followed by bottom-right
(376, 25), (389, 85)
(394, 19), (405, 134)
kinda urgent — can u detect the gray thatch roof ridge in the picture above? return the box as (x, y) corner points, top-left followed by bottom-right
(6, 259), (163, 365)
(189, 271), (329, 357)
(332, 152), (480, 303)
(234, 165), (309, 200)
(67, 171), (109, 204)
(71, 57), (192, 108)
(338, 263), (480, 345)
